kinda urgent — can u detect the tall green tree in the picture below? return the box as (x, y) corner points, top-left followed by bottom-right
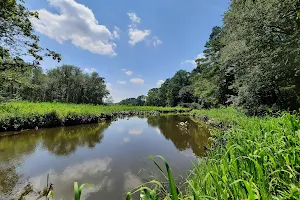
(221, 0), (300, 114)
(0, 0), (61, 67)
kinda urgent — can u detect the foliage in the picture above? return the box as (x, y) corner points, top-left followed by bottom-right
(0, 101), (188, 131)
(146, 0), (300, 114)
(119, 95), (146, 106)
(220, 0), (300, 114)
(45, 182), (90, 200)
(146, 70), (194, 107)
(0, 0), (61, 103)
(126, 156), (179, 200)
(0, 0), (61, 66)
(127, 109), (300, 199)
(1, 65), (109, 104)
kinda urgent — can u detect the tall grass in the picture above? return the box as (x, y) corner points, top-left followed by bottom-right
(187, 113), (300, 199)
(0, 101), (188, 131)
(131, 110), (300, 199)
(0, 101), (187, 119)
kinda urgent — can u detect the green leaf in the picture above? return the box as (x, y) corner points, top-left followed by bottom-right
(153, 156), (178, 200)
(46, 190), (54, 200)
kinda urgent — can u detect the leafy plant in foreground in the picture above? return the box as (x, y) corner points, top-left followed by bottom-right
(126, 156), (179, 200)
(46, 182), (90, 200)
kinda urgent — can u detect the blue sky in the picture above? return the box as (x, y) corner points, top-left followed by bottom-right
(26, 0), (230, 102)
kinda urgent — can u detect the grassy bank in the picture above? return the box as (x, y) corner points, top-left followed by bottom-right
(127, 108), (300, 199)
(3, 104), (300, 199)
(0, 102), (188, 132)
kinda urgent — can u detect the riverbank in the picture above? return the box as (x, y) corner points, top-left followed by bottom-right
(0, 102), (189, 133)
(2, 103), (299, 199)
(130, 108), (300, 199)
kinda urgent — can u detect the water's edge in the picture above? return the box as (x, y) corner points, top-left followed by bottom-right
(0, 110), (190, 135)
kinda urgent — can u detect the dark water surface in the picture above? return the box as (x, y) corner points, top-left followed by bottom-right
(0, 115), (210, 200)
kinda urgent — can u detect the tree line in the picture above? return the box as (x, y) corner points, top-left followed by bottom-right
(0, 0), (109, 104)
(118, 95), (146, 106)
(1, 65), (109, 104)
(146, 0), (300, 115)
(1, 0), (300, 113)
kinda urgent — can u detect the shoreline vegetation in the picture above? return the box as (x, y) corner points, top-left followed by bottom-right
(0, 102), (189, 133)
(125, 108), (300, 199)
(2, 102), (299, 199)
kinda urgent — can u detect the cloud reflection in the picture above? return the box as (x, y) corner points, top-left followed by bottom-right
(123, 138), (130, 143)
(27, 157), (112, 199)
(128, 129), (143, 135)
(124, 172), (142, 191)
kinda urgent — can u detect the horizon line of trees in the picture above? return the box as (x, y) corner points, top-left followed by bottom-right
(118, 95), (146, 106)
(1, 65), (110, 104)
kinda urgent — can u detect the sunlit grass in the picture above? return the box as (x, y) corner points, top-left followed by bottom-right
(131, 112), (300, 199)
(0, 101), (187, 119)
(0, 101), (188, 131)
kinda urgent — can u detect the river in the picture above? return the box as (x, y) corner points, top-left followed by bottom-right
(0, 115), (210, 200)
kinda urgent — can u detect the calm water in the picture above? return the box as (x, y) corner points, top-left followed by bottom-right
(0, 115), (210, 200)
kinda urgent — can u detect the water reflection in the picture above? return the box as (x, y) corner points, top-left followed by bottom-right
(0, 115), (210, 199)
(0, 132), (39, 196)
(128, 129), (143, 135)
(41, 122), (110, 156)
(28, 157), (112, 200)
(0, 122), (110, 198)
(147, 115), (210, 156)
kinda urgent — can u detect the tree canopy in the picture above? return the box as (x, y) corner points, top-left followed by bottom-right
(119, 95), (146, 106)
(146, 0), (300, 114)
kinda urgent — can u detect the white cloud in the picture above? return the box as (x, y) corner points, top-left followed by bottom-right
(128, 128), (143, 135)
(83, 67), (96, 74)
(196, 53), (205, 59)
(181, 60), (196, 66)
(113, 26), (120, 39)
(130, 78), (144, 84)
(125, 70), (133, 76)
(117, 80), (127, 85)
(121, 68), (126, 71)
(128, 28), (151, 46)
(31, 0), (116, 56)
(127, 12), (151, 46)
(127, 12), (141, 23)
(181, 53), (206, 67)
(156, 80), (165, 87)
(106, 82), (117, 92)
(149, 36), (162, 47)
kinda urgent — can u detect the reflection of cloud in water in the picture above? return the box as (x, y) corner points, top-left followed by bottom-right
(81, 178), (113, 199)
(155, 128), (161, 134)
(128, 129), (143, 135)
(27, 157), (112, 199)
(123, 138), (130, 143)
(124, 172), (142, 191)
(180, 149), (196, 158)
(116, 127), (125, 133)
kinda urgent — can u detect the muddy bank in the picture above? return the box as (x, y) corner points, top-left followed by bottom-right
(0, 110), (187, 134)
(189, 113), (225, 129)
